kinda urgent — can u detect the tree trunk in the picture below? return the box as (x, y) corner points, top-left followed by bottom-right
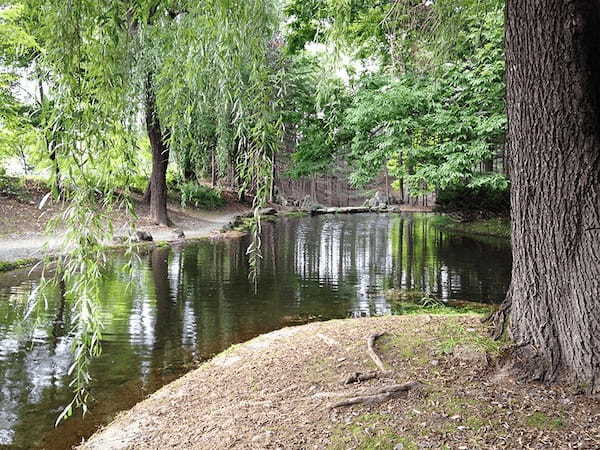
(499, 0), (600, 391)
(211, 150), (216, 187)
(38, 78), (62, 196)
(145, 74), (170, 226)
(142, 178), (152, 204)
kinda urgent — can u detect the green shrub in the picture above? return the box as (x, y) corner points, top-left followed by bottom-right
(179, 182), (226, 209)
(0, 176), (30, 201)
(435, 184), (510, 216)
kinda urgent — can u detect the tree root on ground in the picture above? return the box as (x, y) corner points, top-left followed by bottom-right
(333, 332), (421, 408)
(367, 332), (388, 372)
(482, 294), (511, 340)
(331, 382), (422, 408)
(343, 332), (389, 384)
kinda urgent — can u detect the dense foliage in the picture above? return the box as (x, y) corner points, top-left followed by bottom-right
(284, 0), (507, 197)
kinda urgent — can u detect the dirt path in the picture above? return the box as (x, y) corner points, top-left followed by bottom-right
(0, 202), (248, 264)
(82, 315), (599, 450)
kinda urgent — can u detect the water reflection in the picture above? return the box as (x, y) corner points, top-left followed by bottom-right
(0, 213), (511, 449)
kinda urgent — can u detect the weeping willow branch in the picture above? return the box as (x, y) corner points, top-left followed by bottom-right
(23, 0), (285, 423)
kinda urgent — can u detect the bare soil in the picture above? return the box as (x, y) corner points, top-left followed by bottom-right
(0, 181), (249, 263)
(82, 315), (600, 449)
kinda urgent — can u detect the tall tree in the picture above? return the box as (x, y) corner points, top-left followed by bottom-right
(495, 0), (600, 392)
(145, 72), (170, 226)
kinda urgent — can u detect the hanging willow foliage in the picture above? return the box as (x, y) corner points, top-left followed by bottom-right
(20, 0), (284, 422)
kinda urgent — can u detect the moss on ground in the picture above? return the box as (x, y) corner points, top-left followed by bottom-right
(436, 320), (505, 355)
(525, 412), (566, 430)
(329, 413), (419, 450)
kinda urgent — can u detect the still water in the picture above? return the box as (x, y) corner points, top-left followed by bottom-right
(0, 213), (511, 449)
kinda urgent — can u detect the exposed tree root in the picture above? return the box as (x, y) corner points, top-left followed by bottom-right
(331, 382), (422, 408)
(367, 332), (388, 372)
(483, 293), (512, 340)
(332, 332), (421, 408)
(343, 332), (389, 383)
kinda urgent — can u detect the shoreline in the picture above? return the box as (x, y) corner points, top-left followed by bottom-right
(80, 314), (595, 449)
(0, 205), (433, 273)
(0, 209), (248, 272)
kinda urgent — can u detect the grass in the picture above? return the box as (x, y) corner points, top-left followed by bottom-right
(329, 413), (419, 450)
(385, 289), (494, 317)
(525, 412), (565, 430)
(380, 333), (426, 360)
(232, 215), (278, 232)
(431, 215), (511, 239)
(436, 320), (505, 355)
(0, 258), (37, 273)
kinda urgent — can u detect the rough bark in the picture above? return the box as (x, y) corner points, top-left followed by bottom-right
(145, 73), (170, 226)
(499, 0), (600, 391)
(142, 179), (152, 204)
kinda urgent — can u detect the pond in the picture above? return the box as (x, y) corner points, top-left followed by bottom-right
(0, 212), (511, 449)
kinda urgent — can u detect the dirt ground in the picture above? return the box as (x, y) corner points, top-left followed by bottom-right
(0, 180), (249, 263)
(82, 315), (600, 450)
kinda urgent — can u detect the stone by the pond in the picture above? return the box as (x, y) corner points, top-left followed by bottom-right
(258, 207), (277, 216)
(134, 231), (153, 242)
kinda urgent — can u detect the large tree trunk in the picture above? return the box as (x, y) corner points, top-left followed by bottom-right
(500, 0), (600, 391)
(145, 74), (170, 226)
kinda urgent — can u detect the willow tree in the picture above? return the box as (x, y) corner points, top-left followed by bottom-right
(24, 0), (282, 420)
(491, 0), (600, 392)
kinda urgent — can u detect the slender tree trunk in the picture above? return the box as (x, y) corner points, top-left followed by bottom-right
(384, 166), (390, 204)
(270, 150), (276, 203)
(497, 0), (600, 391)
(483, 158), (494, 173)
(211, 150), (216, 187)
(38, 78), (62, 196)
(145, 74), (170, 226)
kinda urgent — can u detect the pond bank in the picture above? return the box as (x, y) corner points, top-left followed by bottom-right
(0, 203), (433, 273)
(82, 315), (598, 450)
(432, 216), (511, 239)
(0, 207), (248, 271)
